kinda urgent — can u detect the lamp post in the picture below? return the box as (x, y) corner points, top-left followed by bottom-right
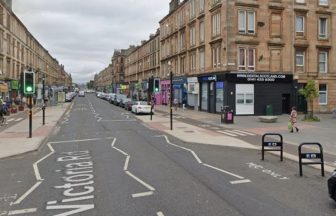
(168, 61), (173, 130)
(42, 74), (45, 125)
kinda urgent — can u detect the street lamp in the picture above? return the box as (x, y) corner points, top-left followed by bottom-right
(168, 61), (173, 130)
(42, 74), (46, 125)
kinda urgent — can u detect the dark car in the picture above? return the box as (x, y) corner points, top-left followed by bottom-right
(122, 98), (132, 110)
(328, 170), (336, 201)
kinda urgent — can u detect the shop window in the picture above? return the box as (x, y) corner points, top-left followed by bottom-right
(246, 94), (254, 104)
(236, 94), (245, 104)
(319, 84), (327, 105)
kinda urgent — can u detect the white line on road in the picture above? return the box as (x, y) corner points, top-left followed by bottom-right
(8, 208), (37, 215)
(131, 191), (154, 198)
(202, 163), (244, 179)
(11, 181), (42, 205)
(126, 171), (155, 191)
(14, 118), (23, 122)
(101, 119), (136, 122)
(230, 179), (252, 184)
(97, 117), (102, 122)
(113, 146), (128, 156)
(7, 119), (14, 122)
(124, 156), (130, 171)
(216, 130), (238, 137)
(232, 130), (256, 136)
(33, 144), (55, 181)
(157, 212), (165, 216)
(161, 135), (203, 164)
(49, 137), (114, 144)
(158, 135), (251, 183)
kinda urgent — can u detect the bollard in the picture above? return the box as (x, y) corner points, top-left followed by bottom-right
(298, 142), (324, 177)
(261, 133), (283, 161)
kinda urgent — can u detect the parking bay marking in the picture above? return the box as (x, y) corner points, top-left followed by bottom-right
(157, 135), (251, 184)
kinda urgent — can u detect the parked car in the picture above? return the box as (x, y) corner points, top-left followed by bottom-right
(78, 91), (85, 97)
(124, 99), (133, 111)
(120, 98), (132, 108)
(113, 94), (127, 106)
(131, 101), (153, 115)
(65, 93), (73, 102)
(328, 169), (336, 201)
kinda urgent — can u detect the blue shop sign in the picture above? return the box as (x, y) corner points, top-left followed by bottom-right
(173, 77), (187, 84)
(201, 75), (217, 82)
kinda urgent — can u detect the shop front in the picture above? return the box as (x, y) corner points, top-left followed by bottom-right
(187, 77), (199, 110)
(199, 74), (222, 113)
(172, 76), (187, 108)
(160, 79), (170, 105)
(0, 81), (8, 98)
(225, 73), (293, 115)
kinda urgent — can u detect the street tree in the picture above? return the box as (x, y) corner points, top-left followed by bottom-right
(298, 79), (319, 119)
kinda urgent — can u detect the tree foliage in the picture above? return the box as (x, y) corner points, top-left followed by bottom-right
(298, 79), (319, 120)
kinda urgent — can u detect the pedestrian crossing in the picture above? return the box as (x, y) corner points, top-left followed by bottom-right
(217, 129), (256, 137)
(6, 117), (24, 122)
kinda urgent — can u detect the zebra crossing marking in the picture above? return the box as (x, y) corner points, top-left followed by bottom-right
(217, 130), (238, 137)
(14, 118), (23, 122)
(217, 130), (256, 137)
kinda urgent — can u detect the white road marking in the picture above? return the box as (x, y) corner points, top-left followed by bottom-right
(230, 179), (252, 184)
(33, 143), (55, 181)
(203, 163), (244, 179)
(216, 130), (238, 137)
(97, 117), (102, 122)
(113, 146), (128, 156)
(225, 130), (247, 136)
(161, 135), (202, 164)
(131, 191), (154, 198)
(62, 195), (94, 203)
(49, 137), (114, 144)
(47, 201), (57, 205)
(110, 139), (155, 198)
(101, 119), (136, 122)
(232, 130), (256, 136)
(8, 208), (37, 215)
(126, 171), (155, 191)
(157, 211), (165, 216)
(158, 135), (251, 183)
(7, 119), (14, 122)
(11, 181), (42, 205)
(124, 156), (130, 171)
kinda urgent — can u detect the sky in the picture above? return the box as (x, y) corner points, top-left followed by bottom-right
(13, 0), (170, 84)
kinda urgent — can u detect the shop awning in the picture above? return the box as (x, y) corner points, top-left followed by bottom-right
(0, 83), (8, 93)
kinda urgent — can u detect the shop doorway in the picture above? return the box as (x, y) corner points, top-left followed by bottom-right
(209, 82), (215, 113)
(282, 94), (290, 114)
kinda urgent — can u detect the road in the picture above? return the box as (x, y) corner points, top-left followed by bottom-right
(0, 94), (335, 216)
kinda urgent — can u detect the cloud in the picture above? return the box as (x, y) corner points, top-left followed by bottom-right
(13, 0), (169, 83)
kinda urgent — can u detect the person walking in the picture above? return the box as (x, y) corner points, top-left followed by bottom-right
(173, 98), (178, 111)
(289, 106), (299, 133)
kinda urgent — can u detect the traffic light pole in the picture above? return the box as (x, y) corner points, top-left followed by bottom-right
(42, 77), (45, 125)
(29, 95), (32, 138)
(170, 71), (173, 131)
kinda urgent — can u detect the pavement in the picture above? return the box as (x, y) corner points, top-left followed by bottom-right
(0, 100), (335, 173)
(0, 103), (71, 159)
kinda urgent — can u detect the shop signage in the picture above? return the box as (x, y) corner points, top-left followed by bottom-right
(202, 75), (217, 82)
(228, 73), (292, 83)
(187, 77), (198, 83)
(11, 80), (18, 90)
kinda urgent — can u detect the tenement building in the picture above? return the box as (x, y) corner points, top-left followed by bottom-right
(124, 31), (160, 101)
(0, 1), (71, 100)
(157, 0), (336, 115)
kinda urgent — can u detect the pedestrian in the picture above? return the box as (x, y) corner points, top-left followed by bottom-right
(173, 98), (178, 111)
(289, 106), (299, 133)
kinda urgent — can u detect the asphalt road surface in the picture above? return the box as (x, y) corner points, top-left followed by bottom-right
(0, 94), (335, 216)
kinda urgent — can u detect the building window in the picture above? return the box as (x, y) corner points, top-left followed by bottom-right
(199, 20), (205, 43)
(199, 48), (205, 70)
(318, 17), (328, 39)
(319, 84), (327, 105)
(296, 0), (305, 3)
(319, 51), (327, 73)
(295, 50), (305, 72)
(190, 52), (196, 72)
(190, 0), (195, 19)
(212, 44), (221, 68)
(199, 0), (205, 13)
(180, 56), (185, 74)
(319, 0), (328, 6)
(190, 25), (196, 47)
(295, 15), (305, 36)
(211, 12), (221, 37)
(238, 10), (255, 34)
(238, 47), (255, 71)
(180, 31), (186, 50)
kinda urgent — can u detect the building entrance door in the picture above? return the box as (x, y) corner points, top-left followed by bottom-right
(282, 93), (290, 114)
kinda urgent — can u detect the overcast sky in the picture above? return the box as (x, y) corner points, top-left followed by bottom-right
(13, 0), (170, 84)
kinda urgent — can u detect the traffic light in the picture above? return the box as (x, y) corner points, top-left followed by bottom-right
(154, 79), (160, 92)
(24, 70), (35, 94)
(148, 76), (154, 94)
